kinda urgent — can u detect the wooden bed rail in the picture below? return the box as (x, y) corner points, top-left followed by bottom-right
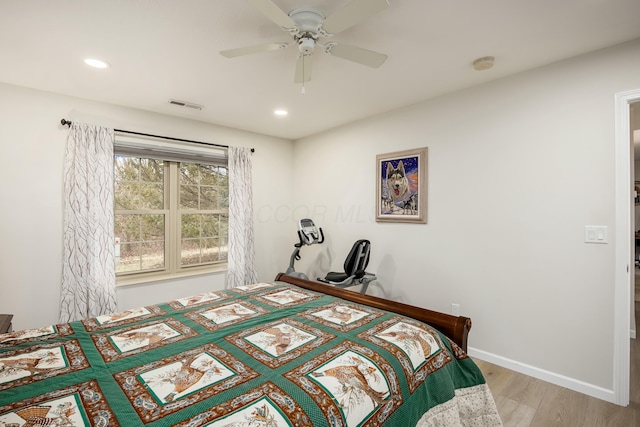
(275, 273), (472, 352)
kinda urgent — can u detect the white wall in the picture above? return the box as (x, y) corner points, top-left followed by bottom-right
(0, 82), (294, 330)
(291, 39), (640, 398)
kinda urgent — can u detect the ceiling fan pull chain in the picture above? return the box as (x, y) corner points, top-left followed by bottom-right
(302, 57), (306, 95)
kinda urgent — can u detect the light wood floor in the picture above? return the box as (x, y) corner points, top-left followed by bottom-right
(474, 302), (640, 426)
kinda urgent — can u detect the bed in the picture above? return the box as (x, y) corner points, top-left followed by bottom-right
(0, 273), (501, 426)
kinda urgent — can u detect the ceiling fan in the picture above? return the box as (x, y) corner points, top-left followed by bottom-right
(220, 0), (390, 84)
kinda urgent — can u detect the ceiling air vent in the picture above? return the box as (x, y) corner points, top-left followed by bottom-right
(169, 99), (203, 110)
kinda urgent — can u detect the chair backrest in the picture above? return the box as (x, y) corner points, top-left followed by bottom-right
(343, 239), (371, 276)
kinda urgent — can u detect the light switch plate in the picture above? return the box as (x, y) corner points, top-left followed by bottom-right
(585, 226), (608, 244)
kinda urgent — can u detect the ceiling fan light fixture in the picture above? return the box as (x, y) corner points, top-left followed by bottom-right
(297, 37), (316, 54)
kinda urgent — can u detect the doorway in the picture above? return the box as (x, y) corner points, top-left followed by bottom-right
(614, 90), (640, 406)
(633, 101), (640, 338)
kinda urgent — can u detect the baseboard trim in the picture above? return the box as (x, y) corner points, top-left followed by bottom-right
(468, 347), (617, 404)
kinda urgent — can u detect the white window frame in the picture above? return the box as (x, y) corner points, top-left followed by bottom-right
(114, 134), (228, 286)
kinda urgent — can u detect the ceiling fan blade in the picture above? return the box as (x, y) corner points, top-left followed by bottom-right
(325, 43), (387, 68)
(220, 42), (289, 58)
(322, 0), (389, 34)
(294, 55), (312, 83)
(247, 0), (297, 29)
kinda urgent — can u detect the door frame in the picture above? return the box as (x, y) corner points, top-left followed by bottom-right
(614, 88), (640, 406)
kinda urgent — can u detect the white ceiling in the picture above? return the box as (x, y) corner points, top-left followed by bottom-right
(2, 0), (640, 140)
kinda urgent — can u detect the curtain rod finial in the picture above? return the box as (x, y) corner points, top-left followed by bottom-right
(61, 119), (72, 127)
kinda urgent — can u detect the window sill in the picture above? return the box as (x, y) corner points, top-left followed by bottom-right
(116, 264), (228, 288)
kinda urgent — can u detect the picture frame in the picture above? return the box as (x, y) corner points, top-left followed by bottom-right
(376, 147), (427, 223)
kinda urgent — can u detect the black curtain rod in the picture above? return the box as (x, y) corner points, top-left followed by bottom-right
(60, 119), (254, 153)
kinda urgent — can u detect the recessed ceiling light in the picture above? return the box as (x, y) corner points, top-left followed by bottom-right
(84, 58), (110, 69)
(274, 109), (288, 116)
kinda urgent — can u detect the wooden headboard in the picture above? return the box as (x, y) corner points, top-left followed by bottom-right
(275, 273), (472, 352)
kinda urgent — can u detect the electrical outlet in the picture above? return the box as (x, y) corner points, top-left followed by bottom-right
(451, 303), (460, 316)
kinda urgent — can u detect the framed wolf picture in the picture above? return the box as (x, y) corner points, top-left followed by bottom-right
(376, 147), (427, 223)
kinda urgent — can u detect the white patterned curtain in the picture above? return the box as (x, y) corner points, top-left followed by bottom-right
(60, 123), (117, 322)
(226, 146), (257, 288)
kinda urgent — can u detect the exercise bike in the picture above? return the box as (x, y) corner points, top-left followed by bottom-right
(284, 218), (324, 280)
(285, 219), (377, 294)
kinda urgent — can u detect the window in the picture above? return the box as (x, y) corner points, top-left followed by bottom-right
(178, 162), (229, 266)
(114, 157), (166, 273)
(113, 137), (228, 282)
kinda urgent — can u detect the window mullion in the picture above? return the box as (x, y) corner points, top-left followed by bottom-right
(167, 162), (178, 273)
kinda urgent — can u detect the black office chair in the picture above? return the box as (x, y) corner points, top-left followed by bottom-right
(318, 239), (377, 294)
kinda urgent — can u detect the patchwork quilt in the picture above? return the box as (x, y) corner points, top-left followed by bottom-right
(0, 282), (501, 426)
